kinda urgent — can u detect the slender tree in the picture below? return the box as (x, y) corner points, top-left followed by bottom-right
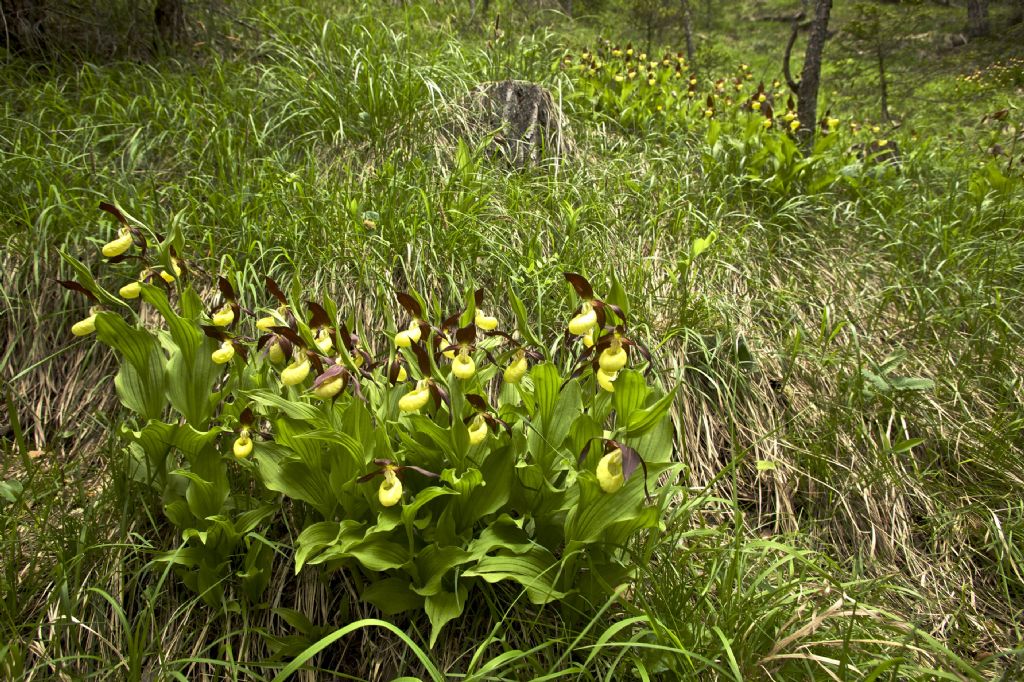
(784, 0), (833, 146)
(681, 0), (695, 64)
(965, 0), (990, 37)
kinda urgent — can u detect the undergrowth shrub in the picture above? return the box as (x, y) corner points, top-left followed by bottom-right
(59, 202), (679, 646)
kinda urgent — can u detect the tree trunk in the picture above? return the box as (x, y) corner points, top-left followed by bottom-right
(154, 0), (186, 47)
(795, 0), (832, 147)
(681, 0), (695, 65)
(876, 43), (890, 125)
(1011, 0), (1023, 25)
(966, 0), (989, 37)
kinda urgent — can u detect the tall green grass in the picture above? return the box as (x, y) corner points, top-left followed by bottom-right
(2, 0), (1022, 679)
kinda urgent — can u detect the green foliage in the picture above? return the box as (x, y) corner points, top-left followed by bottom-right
(61, 212), (678, 645)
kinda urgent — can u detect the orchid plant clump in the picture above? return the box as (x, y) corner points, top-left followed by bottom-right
(60, 203), (680, 645)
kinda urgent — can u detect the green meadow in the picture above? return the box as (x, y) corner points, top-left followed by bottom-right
(1, 1), (1022, 679)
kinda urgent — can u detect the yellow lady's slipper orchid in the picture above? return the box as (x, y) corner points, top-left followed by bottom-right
(314, 328), (333, 353)
(71, 313), (97, 337)
(233, 429), (253, 458)
(267, 338), (286, 364)
(399, 380), (431, 412)
(101, 229), (133, 258)
(452, 350), (476, 380)
(878, 139), (889, 147)
(826, 117), (839, 130)
(704, 108), (714, 118)
(475, 310), (498, 331)
(752, 101), (761, 111)
(790, 120), (800, 132)
(596, 448), (625, 493)
(596, 367), (618, 392)
(568, 303), (597, 336)
(119, 280), (142, 299)
(313, 376), (343, 400)
(395, 321), (422, 348)
(395, 364), (408, 382)
(614, 74), (624, 83)
(758, 94), (767, 102)
(763, 118), (772, 129)
(583, 329), (596, 348)
(212, 340), (235, 364)
(468, 415), (488, 445)
(784, 112), (796, 122)
(503, 353), (528, 384)
(599, 339), (628, 373)
(378, 468), (403, 507)
(212, 305), (234, 327)
(159, 258), (182, 283)
(280, 355), (311, 385)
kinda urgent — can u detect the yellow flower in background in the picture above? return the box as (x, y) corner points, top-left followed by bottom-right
(101, 229), (132, 258)
(395, 321), (422, 348)
(596, 367), (618, 392)
(71, 312), (97, 337)
(468, 415), (488, 445)
(314, 328), (333, 353)
(267, 338), (286, 364)
(378, 468), (403, 507)
(790, 120), (800, 132)
(313, 376), (343, 400)
(475, 309), (498, 331)
(399, 380), (431, 412)
(212, 340), (235, 364)
(452, 349), (476, 380)
(280, 354), (310, 385)
(596, 448), (624, 493)
(599, 337), (628, 373)
(159, 258), (182, 283)
(119, 281), (142, 299)
(212, 305), (234, 327)
(568, 302), (597, 336)
(233, 429), (253, 458)
(503, 351), (528, 384)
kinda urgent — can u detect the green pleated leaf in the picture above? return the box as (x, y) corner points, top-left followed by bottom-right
(95, 312), (166, 419)
(238, 389), (323, 422)
(462, 546), (567, 605)
(363, 577), (425, 616)
(141, 284), (218, 427)
(425, 584), (468, 649)
(623, 384), (678, 438)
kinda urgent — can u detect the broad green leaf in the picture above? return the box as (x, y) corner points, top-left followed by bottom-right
(362, 577), (425, 616)
(347, 533), (410, 572)
(238, 389), (323, 421)
(463, 547), (567, 605)
(295, 521), (341, 572)
(612, 370), (648, 425)
(425, 585), (468, 648)
(142, 284), (219, 427)
(623, 385), (678, 437)
(411, 544), (472, 597)
(95, 312), (166, 419)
